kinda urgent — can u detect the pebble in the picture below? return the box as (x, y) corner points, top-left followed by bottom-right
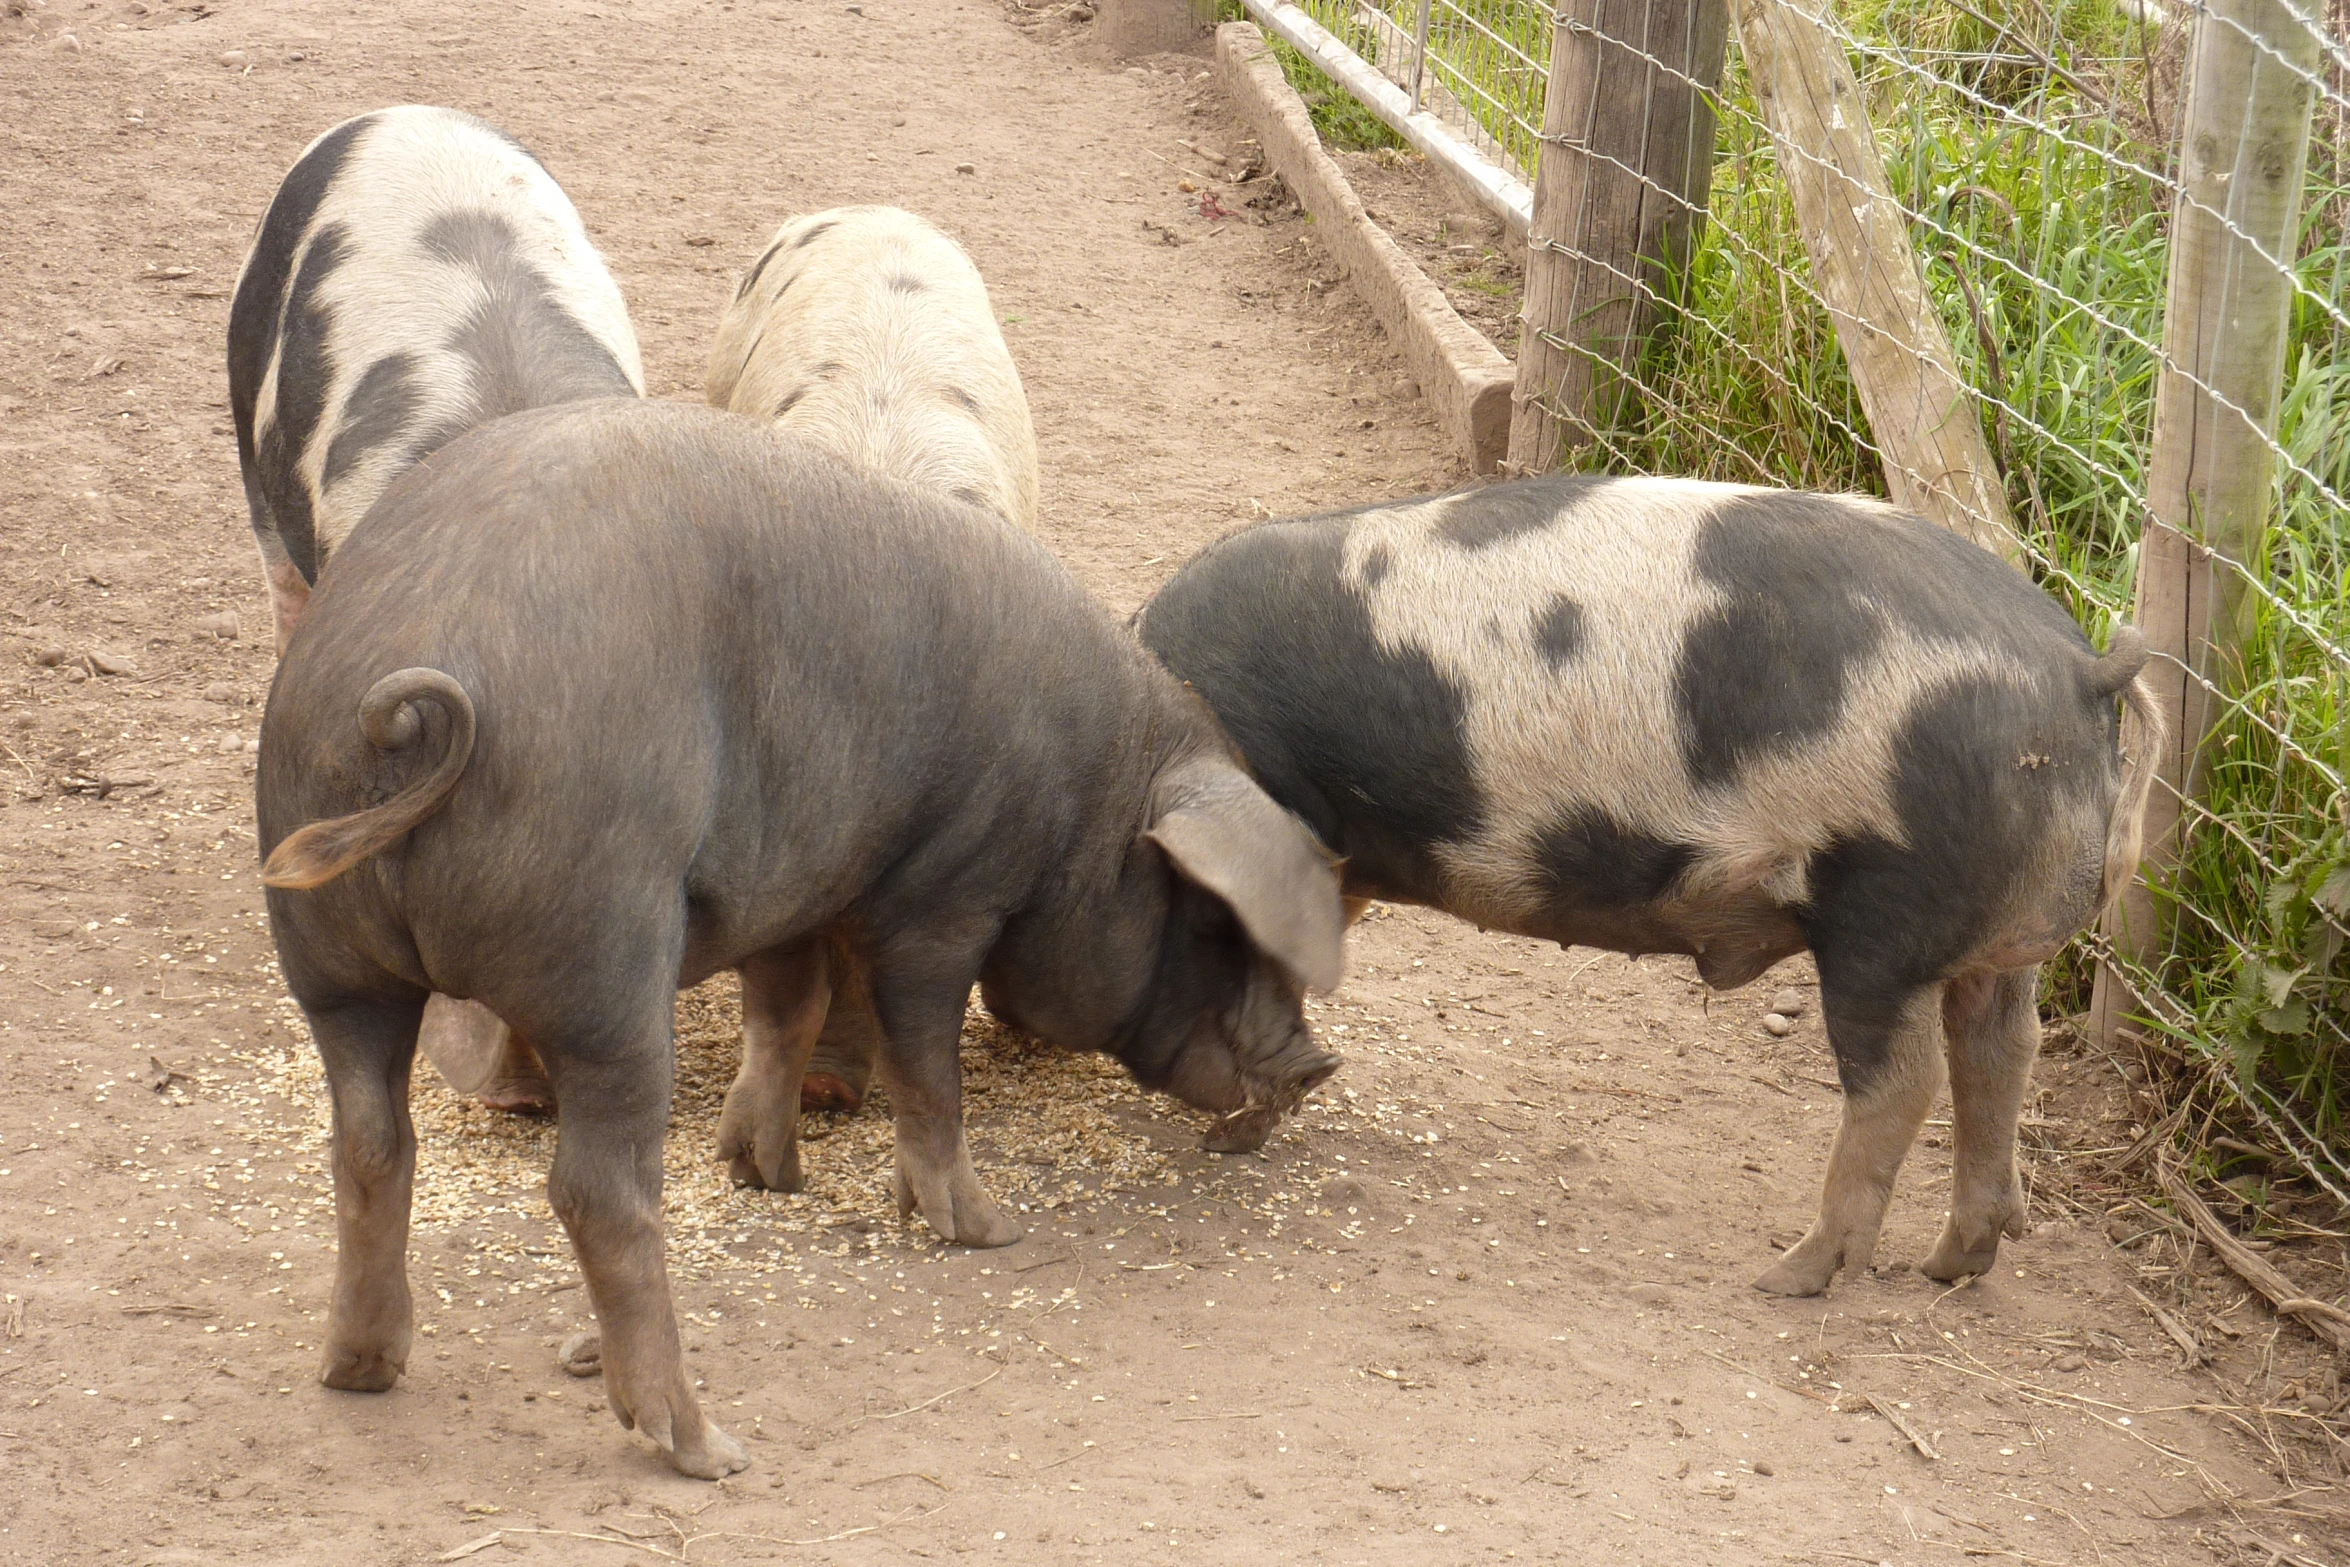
(2052, 1352), (2086, 1373)
(216, 733), (243, 755)
(1762, 1013), (1795, 1037)
(56, 30), (79, 52)
(35, 647), (69, 667)
(1752, 1460), (1775, 1476)
(217, 48), (245, 66)
(194, 610), (239, 641)
(202, 682), (238, 704)
(1770, 988), (1807, 1017)
(955, 161), (976, 175)
(558, 1331), (602, 1377)
(1622, 1283), (1672, 1306)
(85, 648), (135, 676)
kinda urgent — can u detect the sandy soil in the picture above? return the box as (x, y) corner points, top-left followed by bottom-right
(0, 1), (2345, 1563)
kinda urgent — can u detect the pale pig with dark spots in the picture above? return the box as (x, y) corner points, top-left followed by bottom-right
(1136, 476), (2161, 1297)
(705, 203), (1042, 1125)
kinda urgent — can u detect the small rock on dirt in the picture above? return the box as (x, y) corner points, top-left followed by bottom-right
(1762, 1012), (1795, 1037)
(193, 611), (239, 640)
(1752, 1460), (1775, 1476)
(1770, 988), (1808, 1017)
(85, 648), (135, 676)
(1622, 1283), (1673, 1306)
(558, 1331), (602, 1377)
(217, 48), (245, 66)
(202, 682), (238, 704)
(955, 161), (976, 175)
(35, 647), (69, 667)
(2052, 1352), (2086, 1373)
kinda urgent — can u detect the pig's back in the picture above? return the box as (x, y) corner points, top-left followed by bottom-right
(1140, 476), (2116, 937)
(267, 399), (1154, 967)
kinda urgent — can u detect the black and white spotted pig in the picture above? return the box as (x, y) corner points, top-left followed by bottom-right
(228, 104), (644, 650)
(1135, 476), (2161, 1297)
(228, 105), (645, 1115)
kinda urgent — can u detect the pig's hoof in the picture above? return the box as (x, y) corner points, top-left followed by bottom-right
(799, 1072), (864, 1113)
(716, 1072), (805, 1191)
(1203, 1106), (1279, 1154)
(1753, 1233), (1844, 1297)
(1923, 1181), (2026, 1281)
(894, 1164), (1021, 1248)
(614, 1380), (749, 1480)
(557, 1331), (602, 1378)
(725, 1145), (804, 1193)
(319, 1341), (404, 1392)
(668, 1418), (749, 1481)
(478, 1073), (555, 1117)
(1922, 1224), (2004, 1283)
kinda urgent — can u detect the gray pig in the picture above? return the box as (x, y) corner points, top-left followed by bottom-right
(1134, 476), (2160, 1297)
(256, 399), (1344, 1478)
(229, 104), (646, 1115)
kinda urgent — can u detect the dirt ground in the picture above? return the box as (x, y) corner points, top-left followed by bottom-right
(1, 1), (2346, 1562)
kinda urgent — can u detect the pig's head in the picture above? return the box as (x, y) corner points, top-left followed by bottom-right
(983, 752), (1347, 1152)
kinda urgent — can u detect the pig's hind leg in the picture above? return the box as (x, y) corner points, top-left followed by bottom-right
(1755, 976), (1945, 1297)
(870, 933), (1021, 1249)
(310, 992), (430, 1394)
(718, 941), (833, 1191)
(540, 985), (747, 1479)
(1921, 967), (2037, 1281)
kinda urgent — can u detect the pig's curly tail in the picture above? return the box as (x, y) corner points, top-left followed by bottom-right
(261, 668), (475, 891)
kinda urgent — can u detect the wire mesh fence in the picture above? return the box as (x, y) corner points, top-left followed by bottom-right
(1287, 0), (1552, 175)
(1273, 0), (2350, 1194)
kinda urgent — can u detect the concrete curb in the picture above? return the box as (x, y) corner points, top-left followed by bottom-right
(1215, 20), (1513, 474)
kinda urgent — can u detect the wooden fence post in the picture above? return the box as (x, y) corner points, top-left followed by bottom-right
(1727, 0), (2019, 559)
(1508, 0), (1731, 475)
(2090, 0), (2323, 1046)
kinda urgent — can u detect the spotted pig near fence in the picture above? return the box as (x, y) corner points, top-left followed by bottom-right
(1137, 476), (2160, 1297)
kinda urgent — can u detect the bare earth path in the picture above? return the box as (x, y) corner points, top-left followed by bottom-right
(0, 2), (2339, 1563)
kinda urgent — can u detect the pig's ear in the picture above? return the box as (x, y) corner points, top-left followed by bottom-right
(1146, 762), (1346, 993)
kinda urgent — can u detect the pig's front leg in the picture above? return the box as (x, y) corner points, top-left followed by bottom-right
(545, 1023), (746, 1479)
(871, 936), (1020, 1248)
(718, 941), (832, 1191)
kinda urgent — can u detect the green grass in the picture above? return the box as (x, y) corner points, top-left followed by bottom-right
(1219, 0), (1407, 151)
